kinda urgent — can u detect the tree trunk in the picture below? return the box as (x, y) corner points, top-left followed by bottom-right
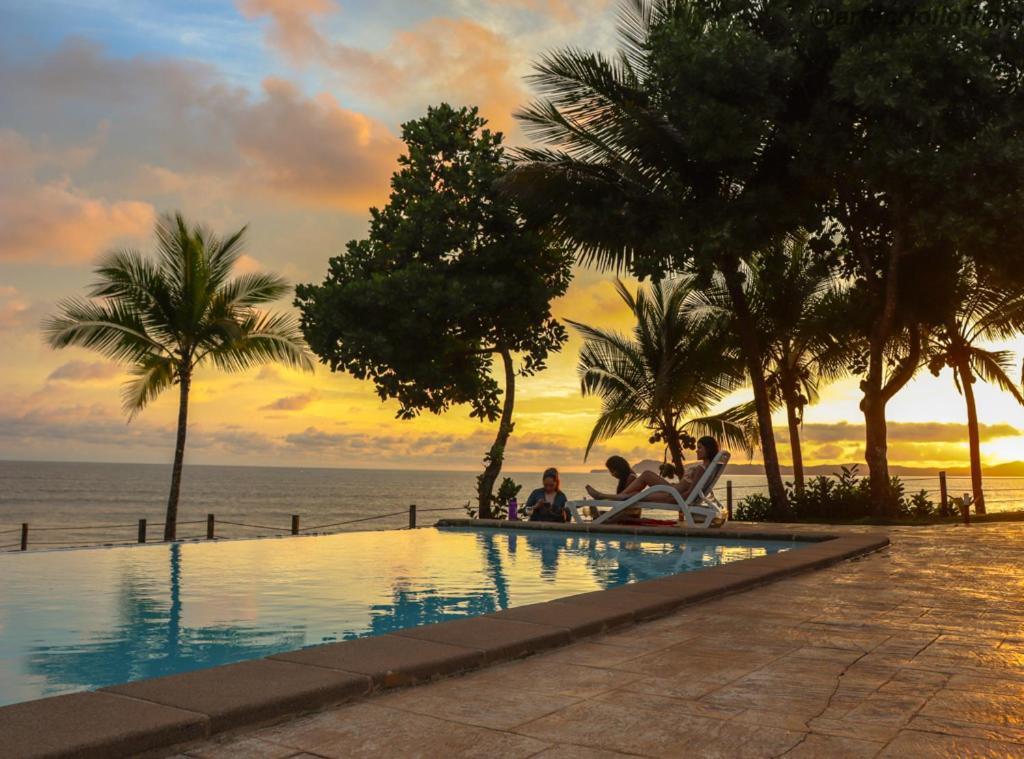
(785, 395), (805, 497)
(721, 261), (790, 518)
(477, 349), (515, 519)
(663, 421), (686, 480)
(164, 368), (191, 541)
(861, 390), (891, 516)
(958, 361), (986, 514)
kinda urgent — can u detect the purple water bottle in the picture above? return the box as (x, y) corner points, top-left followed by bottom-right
(508, 497), (518, 521)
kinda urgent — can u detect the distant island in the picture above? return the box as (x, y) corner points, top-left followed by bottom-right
(590, 459), (1024, 477)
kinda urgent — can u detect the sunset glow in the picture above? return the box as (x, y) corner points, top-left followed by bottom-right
(2, 0), (1022, 472)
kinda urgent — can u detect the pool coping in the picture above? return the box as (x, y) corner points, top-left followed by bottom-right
(0, 521), (889, 759)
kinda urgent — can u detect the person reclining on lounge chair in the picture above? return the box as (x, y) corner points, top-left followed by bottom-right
(585, 437), (720, 506)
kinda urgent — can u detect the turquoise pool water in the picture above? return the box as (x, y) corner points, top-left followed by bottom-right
(0, 527), (800, 707)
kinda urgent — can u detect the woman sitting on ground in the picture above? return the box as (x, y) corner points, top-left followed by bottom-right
(585, 437), (720, 507)
(527, 467), (570, 523)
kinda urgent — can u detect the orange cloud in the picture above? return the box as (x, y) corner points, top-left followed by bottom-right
(241, 4), (526, 133)
(0, 129), (154, 264)
(46, 361), (121, 383)
(261, 389), (321, 411)
(235, 77), (399, 208)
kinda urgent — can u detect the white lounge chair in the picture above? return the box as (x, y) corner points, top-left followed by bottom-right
(567, 451), (731, 528)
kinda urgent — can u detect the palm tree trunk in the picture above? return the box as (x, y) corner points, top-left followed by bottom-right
(958, 362), (986, 514)
(163, 369), (191, 541)
(785, 396), (805, 497)
(477, 349), (515, 519)
(663, 422), (686, 479)
(861, 389), (890, 516)
(721, 261), (790, 519)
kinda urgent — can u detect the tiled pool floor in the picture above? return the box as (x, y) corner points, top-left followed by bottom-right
(183, 523), (1024, 758)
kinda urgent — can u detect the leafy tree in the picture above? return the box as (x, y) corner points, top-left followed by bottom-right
(503, 0), (847, 518)
(43, 213), (313, 540)
(810, 0), (1024, 513)
(726, 233), (853, 495)
(570, 277), (752, 476)
(927, 259), (1024, 514)
(295, 104), (572, 517)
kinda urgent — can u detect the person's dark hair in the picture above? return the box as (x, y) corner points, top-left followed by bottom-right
(605, 455), (633, 494)
(542, 467), (560, 490)
(697, 436), (720, 462)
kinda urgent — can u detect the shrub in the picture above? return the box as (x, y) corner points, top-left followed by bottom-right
(735, 494), (773, 521)
(466, 477), (521, 519)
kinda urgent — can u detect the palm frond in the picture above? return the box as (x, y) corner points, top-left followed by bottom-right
(121, 354), (177, 418)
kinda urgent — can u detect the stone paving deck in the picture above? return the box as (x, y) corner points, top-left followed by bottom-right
(177, 523), (1024, 758)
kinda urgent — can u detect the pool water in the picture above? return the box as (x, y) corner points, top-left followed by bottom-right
(0, 527), (800, 707)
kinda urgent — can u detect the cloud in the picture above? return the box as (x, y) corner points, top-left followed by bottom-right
(261, 389), (320, 411)
(1, 40), (399, 219)
(0, 129), (155, 264)
(240, 4), (526, 132)
(235, 77), (398, 207)
(0, 287), (50, 332)
(795, 421), (1020, 444)
(47, 361), (121, 383)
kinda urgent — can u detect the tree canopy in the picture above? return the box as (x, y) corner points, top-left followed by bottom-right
(296, 104), (573, 513)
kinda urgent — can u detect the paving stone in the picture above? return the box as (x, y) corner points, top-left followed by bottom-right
(249, 701), (551, 758)
(0, 691), (207, 759)
(104, 659), (370, 733)
(370, 675), (581, 731)
(390, 615), (570, 663)
(516, 692), (805, 758)
(185, 736), (297, 758)
(782, 733), (885, 758)
(268, 633), (484, 687)
(879, 728), (1024, 757)
(920, 688), (1024, 728)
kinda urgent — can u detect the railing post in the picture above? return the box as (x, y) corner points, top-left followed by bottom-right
(291, 514), (300, 535)
(726, 481), (733, 520)
(138, 519), (147, 544)
(409, 504), (417, 529)
(939, 471), (948, 516)
(207, 514), (215, 540)
(20, 523), (28, 551)
(961, 493), (971, 526)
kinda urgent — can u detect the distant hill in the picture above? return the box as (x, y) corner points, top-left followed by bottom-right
(590, 459), (1024, 477)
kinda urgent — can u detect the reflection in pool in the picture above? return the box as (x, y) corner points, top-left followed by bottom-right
(0, 527), (800, 706)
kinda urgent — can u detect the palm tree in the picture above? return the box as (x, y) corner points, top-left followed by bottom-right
(503, 0), (806, 517)
(927, 259), (1024, 514)
(693, 233), (853, 495)
(570, 277), (753, 476)
(43, 212), (313, 540)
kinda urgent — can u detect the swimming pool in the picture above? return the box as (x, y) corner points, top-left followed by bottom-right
(0, 526), (800, 707)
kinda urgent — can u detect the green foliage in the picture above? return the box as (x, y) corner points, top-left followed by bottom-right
(569, 277), (752, 471)
(43, 212), (312, 539)
(736, 465), (936, 522)
(296, 104), (572, 423)
(466, 477), (522, 519)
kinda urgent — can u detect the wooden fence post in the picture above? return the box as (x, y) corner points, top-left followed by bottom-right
(939, 471), (948, 516)
(409, 504), (417, 529)
(206, 514), (215, 540)
(726, 481), (733, 520)
(138, 519), (147, 544)
(961, 494), (971, 526)
(20, 523), (28, 551)
(291, 515), (300, 535)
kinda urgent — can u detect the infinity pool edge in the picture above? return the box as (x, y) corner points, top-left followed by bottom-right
(0, 523), (890, 759)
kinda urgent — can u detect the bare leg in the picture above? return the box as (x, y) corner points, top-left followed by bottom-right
(585, 470), (669, 500)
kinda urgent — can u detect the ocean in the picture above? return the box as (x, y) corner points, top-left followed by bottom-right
(1, 460), (1021, 550)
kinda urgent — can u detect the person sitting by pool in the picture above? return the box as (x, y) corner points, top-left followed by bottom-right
(585, 437), (720, 507)
(588, 456), (640, 522)
(527, 468), (570, 523)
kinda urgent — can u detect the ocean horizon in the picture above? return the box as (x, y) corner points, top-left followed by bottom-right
(2, 459), (1022, 550)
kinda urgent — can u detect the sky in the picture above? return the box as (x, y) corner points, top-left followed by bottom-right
(1, 0), (1023, 473)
